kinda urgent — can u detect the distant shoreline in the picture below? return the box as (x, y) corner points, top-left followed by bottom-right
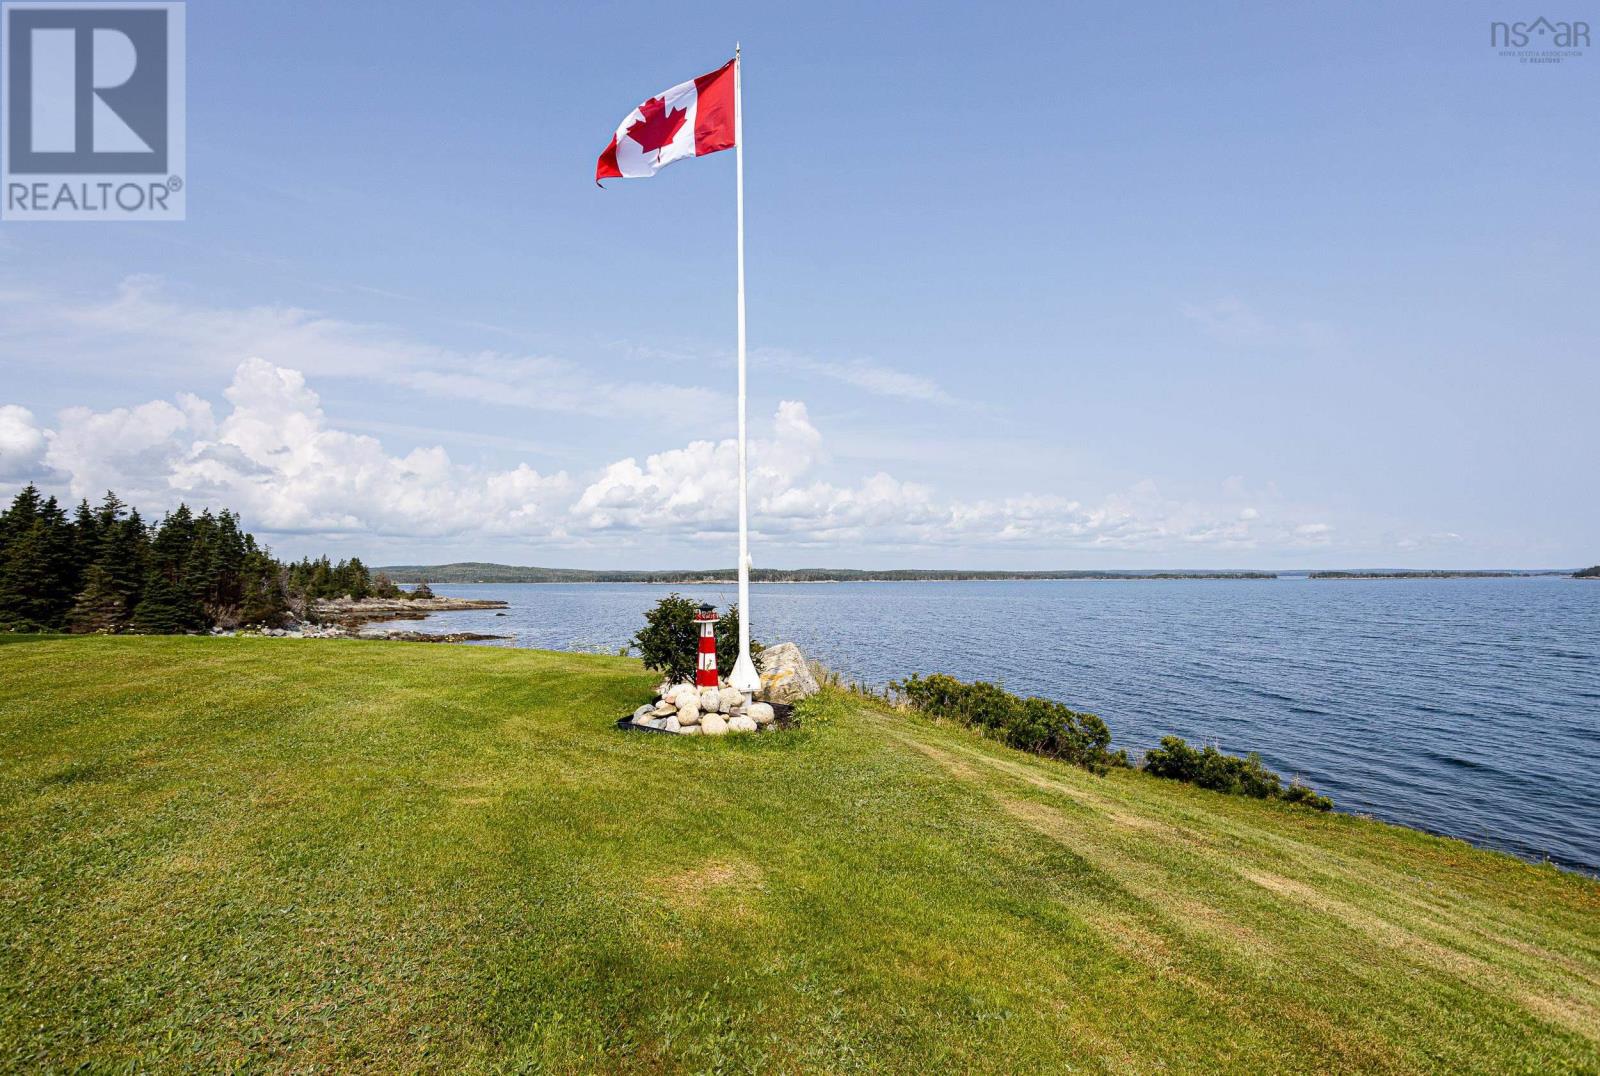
(384, 568), (1281, 584)
(381, 564), (1583, 585)
(1307, 570), (1571, 580)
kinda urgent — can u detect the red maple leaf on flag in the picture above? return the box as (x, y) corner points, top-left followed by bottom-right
(626, 95), (688, 155)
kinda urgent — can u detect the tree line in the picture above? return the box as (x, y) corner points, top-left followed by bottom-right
(0, 485), (397, 634)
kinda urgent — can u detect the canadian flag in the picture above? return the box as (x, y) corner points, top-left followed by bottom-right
(596, 60), (736, 184)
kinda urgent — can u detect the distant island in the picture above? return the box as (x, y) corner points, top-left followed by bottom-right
(376, 563), (1280, 584)
(1309, 570), (1571, 580)
(1577, 565), (1600, 579)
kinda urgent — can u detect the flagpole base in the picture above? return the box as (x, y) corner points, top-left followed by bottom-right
(730, 650), (761, 695)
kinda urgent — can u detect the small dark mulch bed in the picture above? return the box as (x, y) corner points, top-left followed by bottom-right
(616, 702), (797, 735)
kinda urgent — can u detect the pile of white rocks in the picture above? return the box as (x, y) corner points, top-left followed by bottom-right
(211, 620), (350, 639)
(630, 680), (777, 736)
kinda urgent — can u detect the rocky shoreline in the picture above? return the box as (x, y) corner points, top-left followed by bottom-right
(211, 595), (513, 644)
(313, 595), (510, 625)
(212, 623), (511, 644)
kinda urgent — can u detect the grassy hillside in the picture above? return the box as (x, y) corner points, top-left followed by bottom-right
(2, 637), (1596, 1072)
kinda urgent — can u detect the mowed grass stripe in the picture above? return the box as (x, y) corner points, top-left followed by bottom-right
(0, 636), (1595, 1072)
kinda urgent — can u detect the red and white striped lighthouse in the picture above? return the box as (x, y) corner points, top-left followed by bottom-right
(694, 603), (720, 688)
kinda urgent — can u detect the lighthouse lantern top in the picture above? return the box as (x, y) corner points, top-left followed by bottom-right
(695, 603), (718, 621)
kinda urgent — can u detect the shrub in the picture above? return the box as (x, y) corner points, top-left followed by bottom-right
(633, 594), (762, 684)
(713, 603), (762, 676)
(1281, 781), (1335, 811)
(890, 673), (1121, 773)
(1142, 735), (1332, 810)
(410, 581), (435, 600)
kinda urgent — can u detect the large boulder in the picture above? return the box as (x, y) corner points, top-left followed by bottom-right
(757, 642), (820, 704)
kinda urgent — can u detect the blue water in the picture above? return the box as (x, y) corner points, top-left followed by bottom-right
(367, 578), (1600, 873)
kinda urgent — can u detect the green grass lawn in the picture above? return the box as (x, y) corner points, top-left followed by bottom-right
(1, 636), (1597, 1073)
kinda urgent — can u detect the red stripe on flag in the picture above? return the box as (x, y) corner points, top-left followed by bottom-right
(595, 135), (622, 184)
(693, 60), (736, 156)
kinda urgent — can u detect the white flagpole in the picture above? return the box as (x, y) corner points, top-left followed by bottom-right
(729, 43), (761, 695)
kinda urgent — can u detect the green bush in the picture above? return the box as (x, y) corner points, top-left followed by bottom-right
(633, 594), (762, 684)
(890, 673), (1122, 773)
(713, 603), (761, 677)
(1142, 736), (1332, 810)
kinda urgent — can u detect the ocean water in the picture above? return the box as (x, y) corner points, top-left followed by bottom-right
(365, 577), (1600, 873)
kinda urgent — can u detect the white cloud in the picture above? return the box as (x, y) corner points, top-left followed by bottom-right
(1182, 297), (1337, 349)
(572, 401), (1333, 553)
(27, 358), (570, 537)
(0, 277), (722, 422)
(1393, 531), (1463, 552)
(43, 397), (211, 503)
(757, 348), (959, 405)
(5, 360), (1348, 556)
(0, 405), (48, 480)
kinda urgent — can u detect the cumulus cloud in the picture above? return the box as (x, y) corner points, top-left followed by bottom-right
(4, 360), (1343, 555)
(43, 396), (213, 504)
(23, 359), (570, 537)
(572, 402), (1329, 552)
(0, 405), (48, 480)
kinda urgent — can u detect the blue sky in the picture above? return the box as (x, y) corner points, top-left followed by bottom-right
(1, 0), (1595, 568)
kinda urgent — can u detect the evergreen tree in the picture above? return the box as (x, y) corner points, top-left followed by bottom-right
(70, 499), (98, 585)
(95, 494), (145, 590)
(68, 563), (130, 634)
(35, 495), (78, 624)
(0, 487), (77, 630)
(239, 542), (289, 626)
(370, 571), (402, 599)
(131, 506), (205, 633)
(0, 484), (351, 635)
(199, 510), (248, 618)
(332, 557), (371, 599)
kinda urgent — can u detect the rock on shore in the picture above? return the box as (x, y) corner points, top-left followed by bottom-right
(213, 623), (510, 644)
(314, 595), (509, 625)
(756, 642), (820, 704)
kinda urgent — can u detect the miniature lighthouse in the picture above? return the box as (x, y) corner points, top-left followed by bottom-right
(694, 603), (720, 688)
